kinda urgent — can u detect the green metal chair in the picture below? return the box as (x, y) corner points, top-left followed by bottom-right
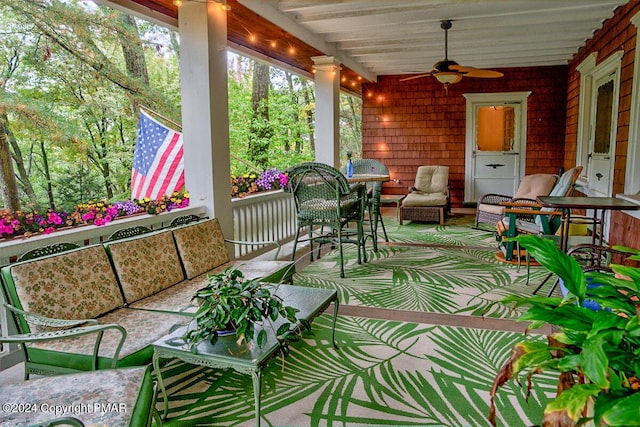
(346, 159), (389, 251)
(17, 243), (80, 261)
(287, 162), (367, 278)
(107, 225), (152, 241)
(169, 214), (203, 227)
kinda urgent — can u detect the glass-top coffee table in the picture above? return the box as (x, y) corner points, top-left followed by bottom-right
(152, 284), (338, 426)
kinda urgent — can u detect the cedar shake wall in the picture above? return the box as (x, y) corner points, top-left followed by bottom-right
(565, 0), (640, 248)
(361, 66), (567, 207)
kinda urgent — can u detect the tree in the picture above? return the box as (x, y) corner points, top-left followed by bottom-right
(248, 61), (272, 170)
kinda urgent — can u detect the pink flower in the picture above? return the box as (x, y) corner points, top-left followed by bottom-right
(106, 206), (118, 217)
(48, 212), (63, 225)
(0, 223), (14, 236)
(93, 217), (106, 226)
(82, 211), (95, 222)
(42, 227), (56, 234)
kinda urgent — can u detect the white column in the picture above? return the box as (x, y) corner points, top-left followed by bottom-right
(312, 56), (341, 167)
(178, 2), (233, 239)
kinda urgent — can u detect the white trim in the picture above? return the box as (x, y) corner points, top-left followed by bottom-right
(463, 91), (531, 204)
(575, 50), (623, 195)
(575, 52), (597, 183)
(626, 13), (640, 194)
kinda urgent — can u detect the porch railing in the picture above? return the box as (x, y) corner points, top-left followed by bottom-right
(0, 190), (297, 370)
(231, 190), (297, 258)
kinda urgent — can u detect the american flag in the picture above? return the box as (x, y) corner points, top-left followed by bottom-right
(131, 110), (184, 200)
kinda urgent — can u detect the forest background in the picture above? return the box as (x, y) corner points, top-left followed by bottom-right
(0, 0), (362, 213)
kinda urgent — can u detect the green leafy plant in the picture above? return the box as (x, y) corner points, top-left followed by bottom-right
(490, 235), (640, 426)
(182, 268), (305, 354)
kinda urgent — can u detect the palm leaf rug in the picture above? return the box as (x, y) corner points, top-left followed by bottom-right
(293, 215), (552, 319)
(156, 315), (555, 427)
(154, 215), (557, 426)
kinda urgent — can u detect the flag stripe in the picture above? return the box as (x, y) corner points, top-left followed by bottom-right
(131, 110), (184, 200)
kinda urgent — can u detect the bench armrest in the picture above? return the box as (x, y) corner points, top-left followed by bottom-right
(5, 304), (98, 328)
(2, 304), (127, 369)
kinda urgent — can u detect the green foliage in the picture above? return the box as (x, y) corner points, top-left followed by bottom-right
(183, 268), (304, 355)
(491, 234), (640, 427)
(0, 4), (362, 212)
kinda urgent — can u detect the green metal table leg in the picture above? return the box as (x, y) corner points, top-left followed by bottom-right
(251, 369), (263, 426)
(152, 353), (169, 420)
(331, 298), (339, 348)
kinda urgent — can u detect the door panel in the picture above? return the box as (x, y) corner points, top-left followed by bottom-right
(471, 104), (519, 200)
(588, 77), (615, 196)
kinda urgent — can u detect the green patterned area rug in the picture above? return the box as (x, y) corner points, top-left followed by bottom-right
(156, 315), (555, 427)
(292, 215), (552, 319)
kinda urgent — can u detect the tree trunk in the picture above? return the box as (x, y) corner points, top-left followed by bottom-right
(39, 141), (55, 211)
(248, 61), (272, 170)
(301, 80), (315, 153)
(117, 12), (149, 114)
(0, 113), (20, 211)
(9, 131), (41, 212)
(284, 72), (302, 153)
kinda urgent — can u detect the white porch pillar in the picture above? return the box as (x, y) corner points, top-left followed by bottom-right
(178, 2), (233, 239)
(312, 56), (341, 167)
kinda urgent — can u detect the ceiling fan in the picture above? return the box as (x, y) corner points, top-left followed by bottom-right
(400, 20), (504, 91)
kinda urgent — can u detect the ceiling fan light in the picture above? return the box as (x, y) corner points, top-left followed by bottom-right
(434, 72), (462, 85)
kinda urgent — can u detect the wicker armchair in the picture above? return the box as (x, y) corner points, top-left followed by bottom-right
(400, 166), (449, 225)
(287, 162), (367, 278)
(474, 173), (557, 229)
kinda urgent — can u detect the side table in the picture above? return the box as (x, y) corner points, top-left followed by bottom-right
(152, 284), (338, 427)
(380, 194), (406, 222)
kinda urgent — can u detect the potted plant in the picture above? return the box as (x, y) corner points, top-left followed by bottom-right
(182, 268), (307, 355)
(490, 234), (640, 427)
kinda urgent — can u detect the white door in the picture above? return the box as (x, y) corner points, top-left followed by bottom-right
(464, 92), (530, 204)
(587, 76), (616, 197)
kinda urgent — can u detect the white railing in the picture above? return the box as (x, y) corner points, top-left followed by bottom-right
(231, 190), (296, 258)
(0, 193), (297, 370)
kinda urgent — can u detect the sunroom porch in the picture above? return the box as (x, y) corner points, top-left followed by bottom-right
(0, 199), (560, 427)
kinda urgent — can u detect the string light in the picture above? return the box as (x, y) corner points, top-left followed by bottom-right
(173, 0), (229, 10)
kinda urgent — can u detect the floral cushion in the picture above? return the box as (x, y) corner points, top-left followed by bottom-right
(7, 245), (124, 332)
(172, 218), (231, 279)
(30, 307), (190, 358)
(105, 229), (185, 303)
(128, 260), (294, 314)
(0, 366), (151, 427)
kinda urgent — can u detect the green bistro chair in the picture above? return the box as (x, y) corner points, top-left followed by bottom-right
(287, 162), (367, 278)
(342, 158), (390, 251)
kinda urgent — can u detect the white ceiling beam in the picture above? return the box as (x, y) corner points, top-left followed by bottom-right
(238, 0), (376, 82)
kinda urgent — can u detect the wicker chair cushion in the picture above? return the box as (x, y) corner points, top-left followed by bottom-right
(512, 174), (557, 199)
(172, 218), (231, 279)
(8, 245), (124, 332)
(402, 192), (447, 207)
(106, 229), (184, 303)
(477, 203), (506, 215)
(413, 165), (449, 194)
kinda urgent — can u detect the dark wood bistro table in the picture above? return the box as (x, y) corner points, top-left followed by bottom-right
(537, 196), (640, 252)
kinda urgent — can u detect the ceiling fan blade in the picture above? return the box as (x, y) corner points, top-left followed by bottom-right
(399, 73), (432, 82)
(449, 65), (503, 78)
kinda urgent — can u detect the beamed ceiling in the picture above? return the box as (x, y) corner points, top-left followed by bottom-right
(101, 0), (628, 94)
